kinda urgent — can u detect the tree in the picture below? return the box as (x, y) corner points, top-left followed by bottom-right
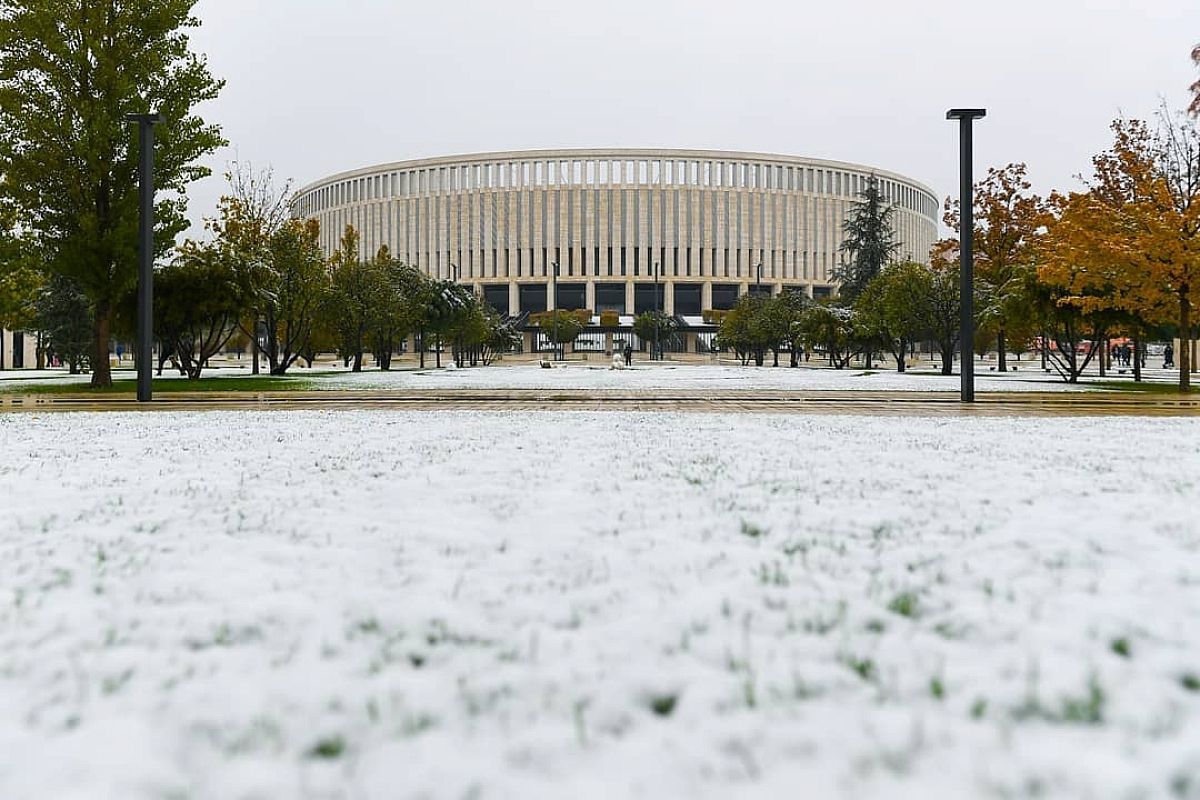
(152, 241), (243, 379)
(925, 244), (962, 375)
(0, 202), (40, 368)
(757, 294), (803, 367)
(421, 280), (475, 368)
(448, 295), (519, 366)
(855, 262), (933, 373)
(207, 162), (293, 374)
(34, 273), (91, 373)
(0, 0), (225, 387)
(797, 303), (856, 369)
(631, 310), (676, 360)
(326, 226), (375, 371)
(717, 294), (776, 366)
(538, 309), (586, 359)
(836, 174), (899, 301)
(257, 218), (328, 373)
(1026, 272), (1108, 383)
(1041, 115), (1200, 391)
(367, 247), (419, 371)
(944, 164), (1046, 372)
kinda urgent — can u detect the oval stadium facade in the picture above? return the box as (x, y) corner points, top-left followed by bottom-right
(292, 148), (938, 319)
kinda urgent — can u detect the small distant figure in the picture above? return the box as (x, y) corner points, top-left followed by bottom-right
(623, 343), (633, 367)
(1164, 344), (1175, 369)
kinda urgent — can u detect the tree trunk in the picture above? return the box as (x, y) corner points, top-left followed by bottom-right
(435, 336), (441, 368)
(251, 331), (260, 375)
(419, 330), (426, 368)
(941, 347), (953, 375)
(997, 329), (1007, 372)
(897, 338), (906, 373)
(1180, 293), (1191, 393)
(1132, 335), (1141, 382)
(91, 304), (112, 387)
(1041, 331), (1048, 370)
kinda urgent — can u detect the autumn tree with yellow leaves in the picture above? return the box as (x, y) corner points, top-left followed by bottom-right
(1040, 115), (1200, 391)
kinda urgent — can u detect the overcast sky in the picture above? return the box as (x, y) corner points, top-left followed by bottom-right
(184, 0), (1197, 238)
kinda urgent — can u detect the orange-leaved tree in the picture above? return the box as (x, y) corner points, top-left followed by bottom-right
(1048, 117), (1200, 391)
(943, 163), (1046, 372)
(1037, 190), (1129, 382)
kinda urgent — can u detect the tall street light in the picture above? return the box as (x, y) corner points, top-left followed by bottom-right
(946, 108), (986, 403)
(126, 112), (162, 403)
(755, 261), (763, 294)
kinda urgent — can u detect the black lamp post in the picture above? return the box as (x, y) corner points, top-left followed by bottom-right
(126, 112), (162, 403)
(755, 261), (763, 294)
(946, 108), (986, 403)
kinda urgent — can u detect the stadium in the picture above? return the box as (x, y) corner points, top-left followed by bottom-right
(291, 148), (939, 353)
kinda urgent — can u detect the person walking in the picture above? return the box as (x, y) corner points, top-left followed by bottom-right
(1165, 343), (1175, 369)
(623, 342), (633, 367)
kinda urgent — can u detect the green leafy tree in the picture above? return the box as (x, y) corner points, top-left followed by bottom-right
(797, 303), (857, 369)
(448, 294), (519, 367)
(35, 273), (92, 373)
(425, 281), (475, 367)
(717, 294), (776, 366)
(854, 262), (933, 373)
(326, 226), (376, 371)
(152, 241), (243, 379)
(758, 291), (808, 367)
(367, 246), (420, 371)
(631, 310), (675, 360)
(836, 174), (899, 301)
(258, 218), (327, 374)
(926, 243), (963, 375)
(538, 309), (586, 359)
(0, 203), (41, 368)
(0, 0), (225, 387)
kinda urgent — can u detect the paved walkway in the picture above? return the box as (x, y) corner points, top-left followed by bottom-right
(2, 389), (1199, 416)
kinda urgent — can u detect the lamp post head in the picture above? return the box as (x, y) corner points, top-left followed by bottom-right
(126, 112), (163, 125)
(946, 108), (986, 121)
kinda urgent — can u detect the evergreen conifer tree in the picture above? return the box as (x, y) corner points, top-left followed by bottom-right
(836, 175), (899, 302)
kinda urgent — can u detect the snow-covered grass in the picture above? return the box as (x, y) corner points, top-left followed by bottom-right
(5, 361), (1181, 394)
(2, 411), (1199, 798)
(306, 363), (1135, 392)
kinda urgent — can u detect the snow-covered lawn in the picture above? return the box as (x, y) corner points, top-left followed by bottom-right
(4, 361), (1179, 394)
(2, 411), (1198, 799)
(309, 363), (1141, 392)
